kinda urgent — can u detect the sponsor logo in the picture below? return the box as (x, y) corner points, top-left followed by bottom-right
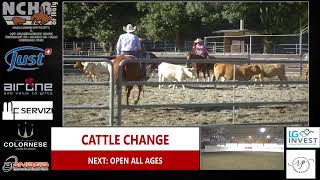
(3, 77), (53, 96)
(5, 46), (52, 72)
(288, 157), (314, 174)
(2, 1), (58, 26)
(2, 101), (53, 120)
(286, 150), (316, 179)
(3, 122), (47, 150)
(2, 155), (49, 172)
(287, 127), (320, 148)
(18, 122), (33, 138)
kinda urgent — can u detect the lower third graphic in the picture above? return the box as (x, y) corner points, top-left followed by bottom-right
(2, 101), (53, 120)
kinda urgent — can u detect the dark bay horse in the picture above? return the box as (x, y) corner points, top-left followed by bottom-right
(186, 52), (213, 82)
(112, 54), (157, 106)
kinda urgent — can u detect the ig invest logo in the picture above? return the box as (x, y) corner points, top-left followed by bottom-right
(287, 127), (320, 148)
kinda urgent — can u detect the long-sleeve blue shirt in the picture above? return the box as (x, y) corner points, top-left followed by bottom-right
(116, 32), (141, 55)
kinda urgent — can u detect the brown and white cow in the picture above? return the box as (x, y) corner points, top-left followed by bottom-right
(214, 64), (262, 89)
(253, 64), (288, 87)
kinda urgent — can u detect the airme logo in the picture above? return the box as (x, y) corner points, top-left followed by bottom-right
(3, 77), (53, 96)
(3, 122), (48, 151)
(287, 127), (320, 148)
(5, 46), (52, 72)
(2, 155), (49, 172)
(286, 150), (316, 179)
(2, 101), (53, 120)
(2, 1), (58, 25)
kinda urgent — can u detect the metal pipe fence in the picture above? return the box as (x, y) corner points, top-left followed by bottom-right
(62, 56), (308, 126)
(116, 58), (308, 126)
(63, 57), (114, 126)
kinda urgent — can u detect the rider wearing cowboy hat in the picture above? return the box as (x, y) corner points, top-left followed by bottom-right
(116, 24), (142, 57)
(116, 24), (148, 80)
(192, 38), (209, 59)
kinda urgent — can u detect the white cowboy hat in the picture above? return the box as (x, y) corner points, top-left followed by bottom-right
(194, 38), (203, 43)
(123, 24), (137, 32)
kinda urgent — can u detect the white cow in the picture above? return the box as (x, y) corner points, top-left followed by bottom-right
(74, 60), (114, 82)
(158, 62), (195, 89)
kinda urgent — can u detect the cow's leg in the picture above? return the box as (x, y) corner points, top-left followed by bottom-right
(134, 85), (143, 105)
(259, 74), (264, 88)
(158, 74), (163, 89)
(279, 75), (289, 88)
(197, 70), (200, 82)
(202, 68), (206, 82)
(207, 67), (211, 82)
(125, 86), (133, 106)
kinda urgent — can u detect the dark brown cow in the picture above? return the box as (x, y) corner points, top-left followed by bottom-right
(186, 52), (212, 82)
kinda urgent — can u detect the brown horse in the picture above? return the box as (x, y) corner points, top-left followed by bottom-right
(186, 52), (213, 82)
(113, 55), (157, 106)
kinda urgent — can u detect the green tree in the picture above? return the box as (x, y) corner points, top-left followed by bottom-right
(137, 2), (228, 51)
(137, 2), (189, 51)
(64, 2), (140, 52)
(221, 2), (308, 52)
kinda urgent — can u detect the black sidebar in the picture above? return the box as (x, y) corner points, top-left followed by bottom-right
(0, 1), (62, 174)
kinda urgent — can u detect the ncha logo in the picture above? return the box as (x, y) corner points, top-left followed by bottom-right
(2, 1), (58, 25)
(5, 46), (52, 72)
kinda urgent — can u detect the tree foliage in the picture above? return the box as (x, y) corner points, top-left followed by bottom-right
(63, 2), (308, 51)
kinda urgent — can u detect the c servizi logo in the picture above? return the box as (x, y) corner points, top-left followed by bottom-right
(4, 46), (52, 72)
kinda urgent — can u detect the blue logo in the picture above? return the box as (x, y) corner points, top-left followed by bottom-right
(288, 129), (314, 138)
(4, 46), (52, 72)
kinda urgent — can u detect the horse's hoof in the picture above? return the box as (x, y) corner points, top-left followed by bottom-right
(134, 100), (138, 105)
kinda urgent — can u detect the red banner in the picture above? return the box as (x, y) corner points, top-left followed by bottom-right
(51, 151), (199, 170)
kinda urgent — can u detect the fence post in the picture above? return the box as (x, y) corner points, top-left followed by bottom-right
(249, 35), (252, 55)
(117, 61), (125, 126)
(164, 41), (167, 51)
(109, 63), (114, 126)
(93, 43), (96, 55)
(232, 63), (236, 124)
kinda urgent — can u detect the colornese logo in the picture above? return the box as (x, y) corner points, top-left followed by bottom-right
(3, 122), (48, 151)
(287, 127), (320, 148)
(4, 46), (52, 72)
(2, 1), (58, 25)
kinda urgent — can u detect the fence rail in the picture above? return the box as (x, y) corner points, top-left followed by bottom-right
(116, 58), (309, 126)
(63, 57), (114, 126)
(63, 56), (309, 126)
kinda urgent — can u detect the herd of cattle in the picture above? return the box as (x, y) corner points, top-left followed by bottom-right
(71, 53), (309, 106)
(73, 54), (308, 89)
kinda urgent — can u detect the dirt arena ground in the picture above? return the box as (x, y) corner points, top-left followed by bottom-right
(63, 70), (308, 126)
(201, 151), (284, 170)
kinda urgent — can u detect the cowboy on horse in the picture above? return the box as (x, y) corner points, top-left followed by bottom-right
(116, 24), (147, 80)
(192, 38), (209, 59)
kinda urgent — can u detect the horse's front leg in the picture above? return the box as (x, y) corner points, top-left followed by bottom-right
(126, 86), (133, 106)
(134, 85), (143, 105)
(197, 70), (200, 82)
(207, 67), (211, 82)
